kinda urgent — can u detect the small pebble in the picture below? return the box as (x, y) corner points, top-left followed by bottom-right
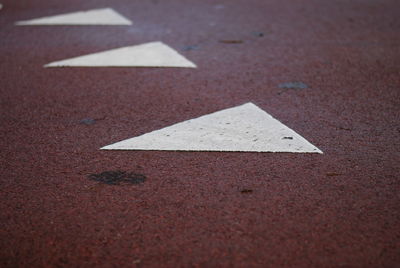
(278, 82), (309, 89)
(80, 118), (96, 125)
(182, 45), (199, 51)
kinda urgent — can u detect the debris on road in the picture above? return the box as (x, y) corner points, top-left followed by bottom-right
(326, 172), (342, 177)
(88, 171), (146, 185)
(278, 82), (309, 94)
(240, 189), (253, 194)
(79, 118), (96, 125)
(182, 45), (200, 51)
(79, 116), (106, 126)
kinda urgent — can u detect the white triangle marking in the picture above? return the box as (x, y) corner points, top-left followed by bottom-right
(15, 8), (132, 25)
(101, 103), (323, 153)
(44, 42), (196, 68)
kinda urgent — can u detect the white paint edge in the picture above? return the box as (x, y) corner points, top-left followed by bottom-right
(101, 103), (323, 153)
(15, 8), (132, 25)
(43, 41), (197, 68)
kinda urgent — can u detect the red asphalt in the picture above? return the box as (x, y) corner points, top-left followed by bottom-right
(1, 0), (399, 267)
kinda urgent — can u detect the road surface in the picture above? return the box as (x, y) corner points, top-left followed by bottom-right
(1, 0), (399, 267)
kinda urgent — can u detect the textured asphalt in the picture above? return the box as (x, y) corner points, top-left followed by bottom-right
(1, 0), (399, 267)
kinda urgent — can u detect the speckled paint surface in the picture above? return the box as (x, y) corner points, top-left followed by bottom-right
(0, 0), (399, 267)
(15, 8), (132, 25)
(101, 103), (323, 153)
(44, 42), (197, 68)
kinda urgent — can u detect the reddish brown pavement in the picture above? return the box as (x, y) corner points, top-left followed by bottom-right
(1, 0), (399, 267)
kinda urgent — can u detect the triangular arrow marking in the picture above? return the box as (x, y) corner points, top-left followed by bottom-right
(101, 103), (323, 153)
(44, 42), (196, 68)
(15, 8), (132, 25)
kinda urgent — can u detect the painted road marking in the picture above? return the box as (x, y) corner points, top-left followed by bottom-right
(44, 42), (197, 68)
(101, 103), (323, 153)
(15, 8), (132, 25)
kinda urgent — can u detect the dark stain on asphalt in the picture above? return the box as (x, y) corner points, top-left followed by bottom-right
(279, 82), (309, 89)
(282, 136), (294, 140)
(88, 171), (146, 185)
(252, 31), (264, 37)
(219, 40), (244, 44)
